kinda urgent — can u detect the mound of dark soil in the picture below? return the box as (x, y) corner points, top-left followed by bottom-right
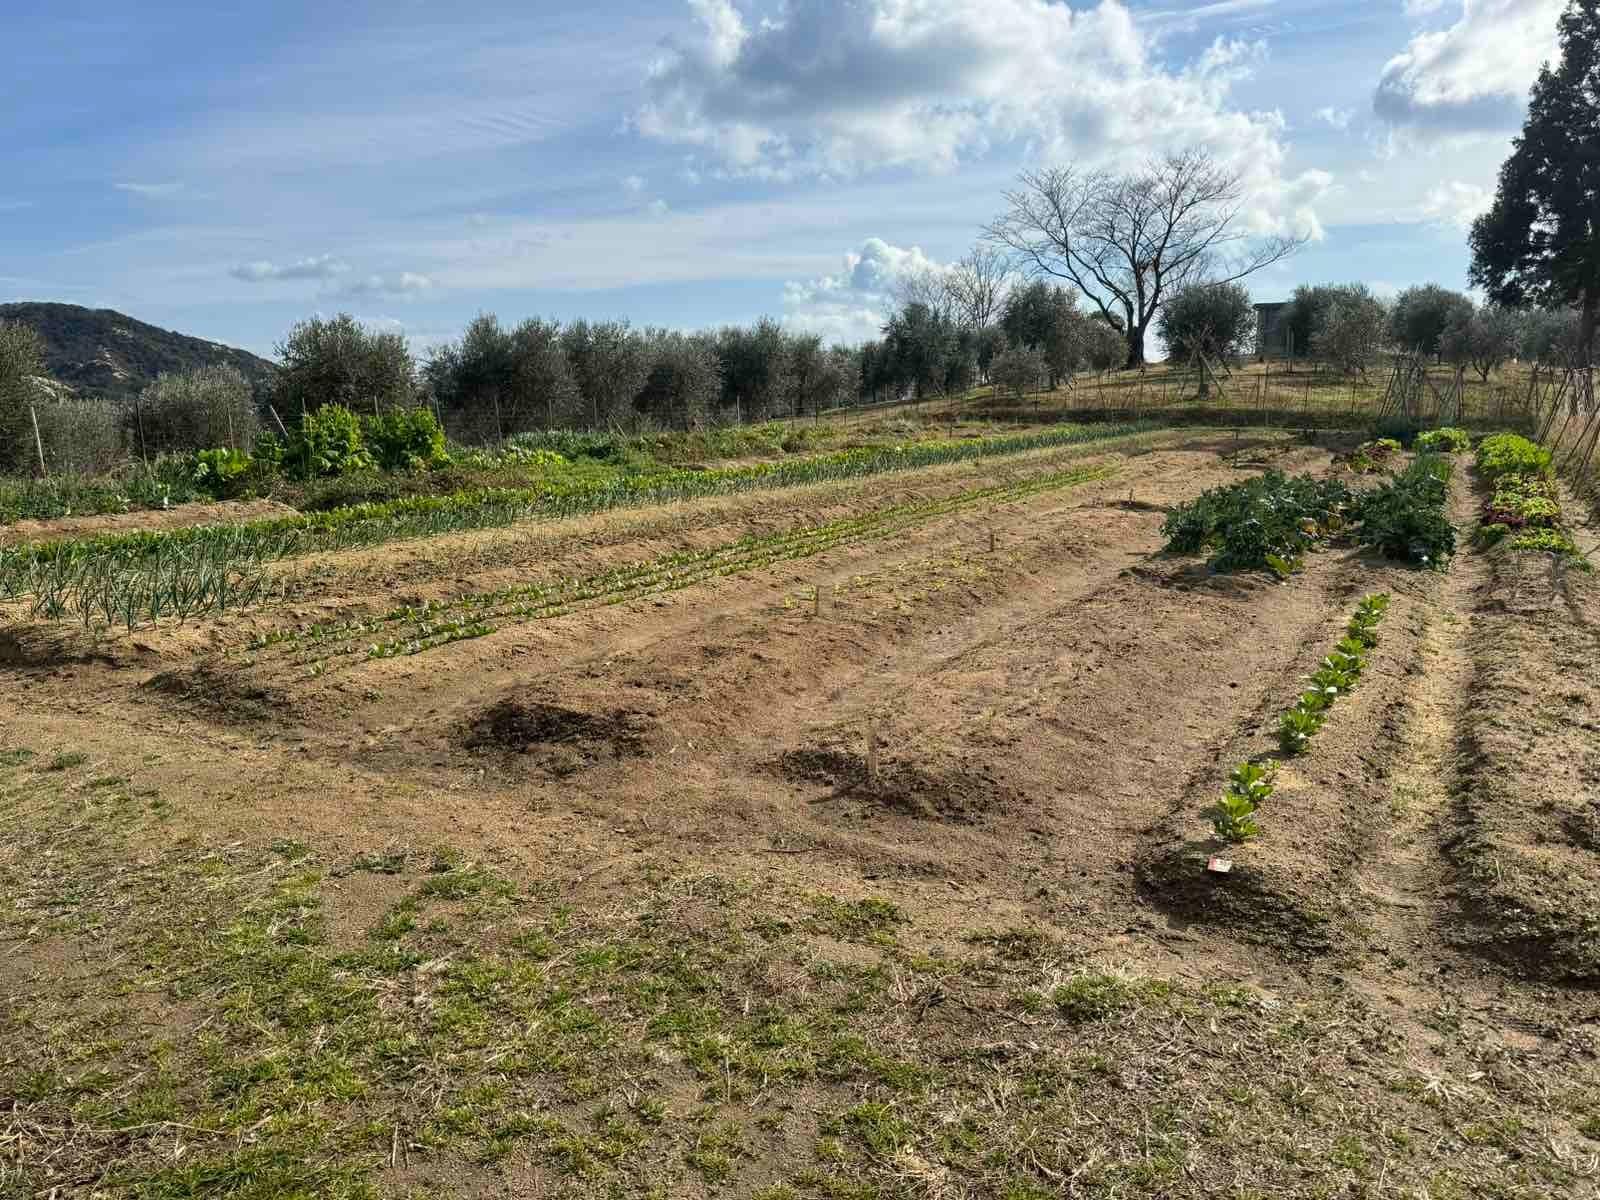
(774, 746), (1023, 823)
(142, 663), (288, 723)
(463, 699), (651, 777)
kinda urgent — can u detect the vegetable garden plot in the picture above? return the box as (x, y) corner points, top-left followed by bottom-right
(235, 464), (1117, 679)
(0, 422), (1155, 631)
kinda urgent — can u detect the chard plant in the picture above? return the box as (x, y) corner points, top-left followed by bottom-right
(1211, 762), (1276, 844)
(1208, 594), (1391, 843)
(1277, 707), (1323, 756)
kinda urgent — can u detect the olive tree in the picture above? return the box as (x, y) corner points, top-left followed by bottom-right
(1440, 307), (1520, 381)
(988, 342), (1046, 399)
(1387, 285), (1475, 360)
(1156, 282), (1255, 363)
(0, 319), (46, 472)
(1311, 285), (1388, 375)
(561, 320), (651, 429)
(135, 364), (260, 453)
(634, 331), (722, 429)
(274, 313), (415, 416)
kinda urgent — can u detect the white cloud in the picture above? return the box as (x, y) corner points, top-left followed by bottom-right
(114, 181), (185, 197)
(230, 254), (351, 283)
(1315, 107), (1353, 130)
(1416, 180), (1491, 230)
(1374, 0), (1562, 136)
(781, 237), (951, 345)
(336, 271), (435, 298)
(1403, 0), (1449, 16)
(637, 0), (1323, 235)
(622, 174), (646, 194)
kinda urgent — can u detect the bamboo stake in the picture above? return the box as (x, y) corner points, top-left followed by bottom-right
(30, 404), (47, 477)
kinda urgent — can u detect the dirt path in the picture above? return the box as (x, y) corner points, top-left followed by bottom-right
(1345, 466), (1488, 986)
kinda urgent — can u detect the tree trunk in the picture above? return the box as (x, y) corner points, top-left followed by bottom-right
(1124, 325), (1145, 369)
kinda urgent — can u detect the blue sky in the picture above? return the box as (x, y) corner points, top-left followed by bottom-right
(0, 0), (1566, 358)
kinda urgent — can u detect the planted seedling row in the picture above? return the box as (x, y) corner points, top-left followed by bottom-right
(1211, 593), (1391, 844)
(1472, 433), (1589, 565)
(0, 421), (1157, 631)
(249, 464), (1118, 676)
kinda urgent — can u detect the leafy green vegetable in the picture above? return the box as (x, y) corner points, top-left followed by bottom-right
(1475, 433), (1551, 481)
(1414, 427), (1472, 453)
(1162, 471), (1353, 574)
(1277, 707), (1323, 756)
(1352, 455), (1454, 566)
(1211, 763), (1275, 844)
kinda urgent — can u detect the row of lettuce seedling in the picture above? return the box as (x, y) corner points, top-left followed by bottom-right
(1211, 593), (1391, 843)
(1472, 432), (1590, 565)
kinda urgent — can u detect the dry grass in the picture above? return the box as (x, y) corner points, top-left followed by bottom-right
(3, 748), (1597, 1199)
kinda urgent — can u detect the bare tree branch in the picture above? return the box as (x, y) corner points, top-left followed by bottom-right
(945, 245), (1013, 331)
(985, 150), (1308, 367)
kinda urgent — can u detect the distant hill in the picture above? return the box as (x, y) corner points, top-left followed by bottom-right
(0, 302), (277, 405)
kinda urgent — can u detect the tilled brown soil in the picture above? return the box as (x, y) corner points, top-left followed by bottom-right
(2, 433), (1596, 1072)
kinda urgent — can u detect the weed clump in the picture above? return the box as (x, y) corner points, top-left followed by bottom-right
(1052, 971), (1170, 1022)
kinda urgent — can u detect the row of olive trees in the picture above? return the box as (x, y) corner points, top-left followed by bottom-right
(266, 312), (868, 441)
(418, 314), (860, 441)
(1153, 276), (1594, 383)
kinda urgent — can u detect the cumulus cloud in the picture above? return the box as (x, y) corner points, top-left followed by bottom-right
(337, 271), (435, 298)
(636, 0), (1322, 233)
(1417, 180), (1491, 230)
(1315, 107), (1353, 130)
(1374, 0), (1562, 136)
(782, 237), (951, 345)
(231, 254), (350, 283)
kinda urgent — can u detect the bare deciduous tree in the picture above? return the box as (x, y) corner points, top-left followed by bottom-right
(945, 245), (1012, 331)
(889, 267), (956, 325)
(985, 150), (1306, 367)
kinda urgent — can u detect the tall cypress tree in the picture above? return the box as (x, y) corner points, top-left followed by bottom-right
(1469, 0), (1600, 363)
